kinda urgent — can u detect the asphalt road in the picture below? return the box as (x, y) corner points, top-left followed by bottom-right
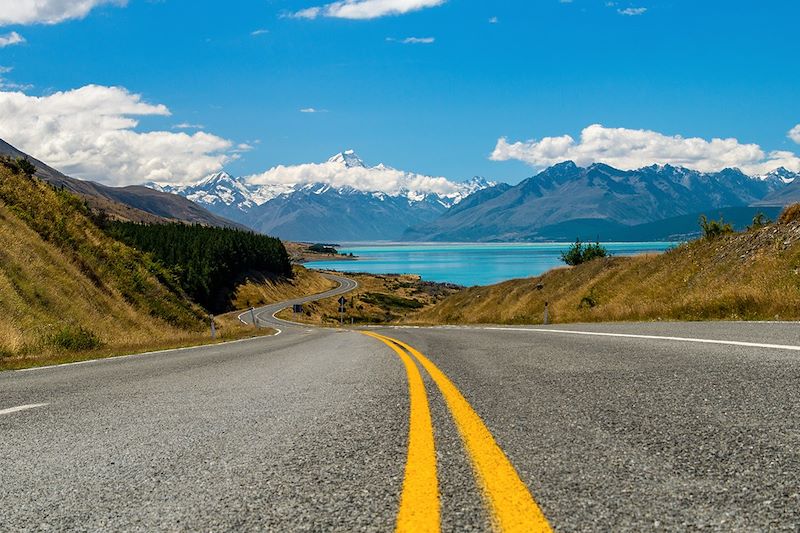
(2, 278), (800, 531)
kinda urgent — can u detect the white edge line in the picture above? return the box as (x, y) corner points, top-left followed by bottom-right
(481, 327), (800, 352)
(0, 403), (49, 416)
(12, 332), (281, 374)
(367, 324), (800, 352)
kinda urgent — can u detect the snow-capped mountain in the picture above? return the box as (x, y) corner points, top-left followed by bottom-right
(759, 167), (799, 184)
(146, 150), (495, 238)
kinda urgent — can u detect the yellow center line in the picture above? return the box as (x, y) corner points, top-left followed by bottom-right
(361, 331), (440, 533)
(371, 332), (552, 533)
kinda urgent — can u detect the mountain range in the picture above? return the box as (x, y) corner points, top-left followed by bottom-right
(5, 134), (798, 243)
(154, 152), (800, 242)
(150, 151), (494, 241)
(404, 162), (797, 241)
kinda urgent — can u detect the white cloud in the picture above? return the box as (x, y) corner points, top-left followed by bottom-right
(0, 0), (126, 26)
(300, 107), (328, 113)
(246, 152), (465, 197)
(172, 122), (204, 130)
(618, 7), (647, 16)
(387, 36), (435, 44)
(790, 124), (800, 144)
(491, 124), (800, 175)
(0, 85), (235, 185)
(251, 28), (269, 36)
(488, 16), (499, 23)
(0, 32), (25, 47)
(291, 0), (445, 20)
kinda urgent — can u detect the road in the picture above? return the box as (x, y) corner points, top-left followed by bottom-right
(2, 276), (800, 531)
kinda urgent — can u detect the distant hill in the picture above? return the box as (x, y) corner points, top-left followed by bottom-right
(404, 162), (794, 242)
(0, 138), (242, 228)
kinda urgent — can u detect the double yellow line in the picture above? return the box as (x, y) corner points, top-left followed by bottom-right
(361, 331), (552, 533)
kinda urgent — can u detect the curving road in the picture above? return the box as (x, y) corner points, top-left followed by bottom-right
(2, 276), (800, 531)
(237, 272), (358, 329)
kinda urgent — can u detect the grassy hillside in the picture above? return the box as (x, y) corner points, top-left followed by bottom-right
(232, 265), (338, 310)
(414, 211), (800, 325)
(0, 163), (268, 370)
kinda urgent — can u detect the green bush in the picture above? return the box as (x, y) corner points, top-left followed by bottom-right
(47, 325), (102, 351)
(748, 212), (772, 231)
(699, 215), (734, 239)
(360, 292), (424, 309)
(560, 239), (609, 266)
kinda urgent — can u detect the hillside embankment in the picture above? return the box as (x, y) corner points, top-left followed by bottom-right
(0, 162), (276, 370)
(413, 209), (800, 325)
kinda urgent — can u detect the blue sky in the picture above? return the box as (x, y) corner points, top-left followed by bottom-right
(0, 0), (798, 186)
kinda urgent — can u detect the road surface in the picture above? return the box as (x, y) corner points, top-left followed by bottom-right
(2, 276), (800, 531)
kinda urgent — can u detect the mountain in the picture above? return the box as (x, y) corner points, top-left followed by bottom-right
(753, 168), (800, 207)
(0, 138), (241, 228)
(404, 161), (789, 242)
(150, 150), (495, 240)
(149, 171), (285, 226)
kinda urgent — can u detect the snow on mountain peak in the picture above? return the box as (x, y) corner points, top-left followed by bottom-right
(760, 167), (798, 184)
(148, 152), (497, 215)
(327, 150), (366, 168)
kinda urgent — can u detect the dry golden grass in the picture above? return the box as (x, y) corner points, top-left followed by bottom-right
(275, 271), (461, 325)
(232, 265), (338, 309)
(778, 203), (800, 224)
(0, 166), (279, 370)
(413, 219), (800, 325)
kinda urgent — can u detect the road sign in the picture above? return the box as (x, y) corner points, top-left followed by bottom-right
(293, 304), (303, 313)
(338, 296), (347, 306)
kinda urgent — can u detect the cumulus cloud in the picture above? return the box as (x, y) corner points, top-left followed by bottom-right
(291, 0), (445, 20)
(0, 32), (25, 47)
(491, 124), (800, 175)
(0, 0), (126, 26)
(0, 85), (234, 185)
(618, 7), (647, 16)
(790, 125), (800, 144)
(246, 153), (465, 197)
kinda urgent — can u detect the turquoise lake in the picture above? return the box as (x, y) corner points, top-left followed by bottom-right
(305, 242), (678, 287)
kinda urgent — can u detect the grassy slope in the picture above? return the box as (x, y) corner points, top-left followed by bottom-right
(0, 166), (270, 370)
(231, 265), (339, 310)
(413, 219), (800, 325)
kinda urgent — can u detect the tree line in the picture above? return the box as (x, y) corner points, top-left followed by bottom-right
(104, 222), (292, 312)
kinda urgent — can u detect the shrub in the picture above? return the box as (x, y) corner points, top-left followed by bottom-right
(778, 203), (800, 225)
(560, 239), (609, 266)
(748, 212), (772, 230)
(47, 325), (102, 351)
(699, 215), (733, 239)
(579, 288), (599, 309)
